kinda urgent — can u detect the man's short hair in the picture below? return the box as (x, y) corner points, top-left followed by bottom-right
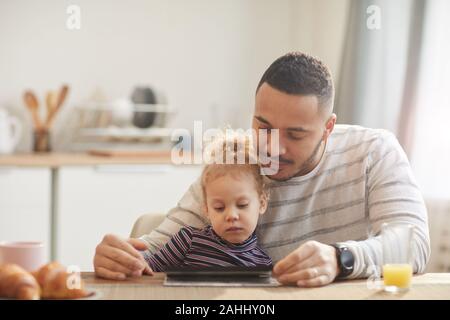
(256, 52), (334, 112)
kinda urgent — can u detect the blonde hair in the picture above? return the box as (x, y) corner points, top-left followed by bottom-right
(201, 129), (268, 203)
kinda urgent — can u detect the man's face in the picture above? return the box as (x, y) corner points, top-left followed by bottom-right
(252, 83), (335, 181)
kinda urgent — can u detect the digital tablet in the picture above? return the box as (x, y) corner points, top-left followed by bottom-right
(165, 265), (273, 278)
(164, 265), (279, 287)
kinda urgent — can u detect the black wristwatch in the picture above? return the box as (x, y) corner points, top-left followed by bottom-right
(330, 243), (354, 279)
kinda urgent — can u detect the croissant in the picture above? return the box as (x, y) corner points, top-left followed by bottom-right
(0, 264), (41, 300)
(33, 262), (88, 299)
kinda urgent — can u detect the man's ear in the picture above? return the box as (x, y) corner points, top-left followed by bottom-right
(323, 113), (336, 141)
(259, 192), (269, 215)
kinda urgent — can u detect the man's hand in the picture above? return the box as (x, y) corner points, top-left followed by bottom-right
(93, 234), (153, 280)
(273, 241), (339, 287)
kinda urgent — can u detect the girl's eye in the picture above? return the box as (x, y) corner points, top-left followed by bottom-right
(214, 207), (225, 212)
(237, 203), (249, 209)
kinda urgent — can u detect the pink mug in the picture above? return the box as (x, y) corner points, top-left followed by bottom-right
(0, 241), (46, 271)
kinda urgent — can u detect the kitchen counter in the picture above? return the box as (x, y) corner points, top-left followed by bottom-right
(0, 151), (187, 167)
(0, 151), (199, 263)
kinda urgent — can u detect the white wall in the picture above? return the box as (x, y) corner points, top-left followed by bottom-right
(0, 0), (349, 151)
(290, 0), (350, 86)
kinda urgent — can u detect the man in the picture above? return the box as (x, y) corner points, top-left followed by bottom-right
(93, 52), (430, 287)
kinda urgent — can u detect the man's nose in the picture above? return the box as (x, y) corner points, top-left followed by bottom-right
(267, 133), (287, 158)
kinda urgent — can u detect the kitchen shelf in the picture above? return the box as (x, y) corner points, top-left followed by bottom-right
(79, 126), (174, 139)
(81, 102), (176, 113)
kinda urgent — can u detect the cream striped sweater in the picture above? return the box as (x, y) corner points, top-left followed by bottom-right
(140, 125), (430, 278)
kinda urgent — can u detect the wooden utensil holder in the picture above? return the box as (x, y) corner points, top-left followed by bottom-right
(33, 129), (51, 152)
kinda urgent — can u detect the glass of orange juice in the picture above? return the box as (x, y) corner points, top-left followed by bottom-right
(382, 222), (415, 293)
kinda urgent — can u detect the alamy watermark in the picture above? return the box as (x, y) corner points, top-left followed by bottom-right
(366, 265), (383, 290)
(66, 265), (82, 290)
(366, 5), (381, 30)
(170, 121), (281, 175)
(66, 5), (81, 30)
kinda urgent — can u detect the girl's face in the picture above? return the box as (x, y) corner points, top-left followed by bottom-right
(204, 172), (267, 244)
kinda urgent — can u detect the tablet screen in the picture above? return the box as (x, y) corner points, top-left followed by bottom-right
(165, 265), (273, 278)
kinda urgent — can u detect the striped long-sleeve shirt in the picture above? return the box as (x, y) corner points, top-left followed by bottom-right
(141, 225), (272, 271)
(140, 125), (431, 279)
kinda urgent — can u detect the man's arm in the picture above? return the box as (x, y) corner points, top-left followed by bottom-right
(273, 130), (431, 287)
(94, 176), (207, 280)
(341, 130), (431, 278)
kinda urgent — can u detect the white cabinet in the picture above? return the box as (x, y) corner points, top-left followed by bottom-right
(56, 164), (202, 270)
(0, 167), (51, 262)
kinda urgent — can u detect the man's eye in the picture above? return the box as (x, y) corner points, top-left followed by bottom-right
(237, 204), (249, 209)
(288, 133), (303, 140)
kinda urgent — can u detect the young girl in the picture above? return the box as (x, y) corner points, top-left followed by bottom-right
(142, 132), (272, 271)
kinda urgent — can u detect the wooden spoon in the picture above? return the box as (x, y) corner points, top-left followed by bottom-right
(45, 91), (57, 128)
(23, 90), (43, 130)
(46, 84), (69, 129)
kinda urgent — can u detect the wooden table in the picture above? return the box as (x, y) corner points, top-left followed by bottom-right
(82, 272), (450, 300)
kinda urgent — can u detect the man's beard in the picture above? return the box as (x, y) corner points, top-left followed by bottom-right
(269, 138), (324, 182)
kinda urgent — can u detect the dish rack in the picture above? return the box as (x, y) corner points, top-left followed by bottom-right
(68, 102), (179, 153)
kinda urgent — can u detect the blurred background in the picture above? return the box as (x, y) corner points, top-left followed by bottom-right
(0, 0), (449, 271)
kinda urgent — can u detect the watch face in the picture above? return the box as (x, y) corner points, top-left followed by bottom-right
(341, 249), (354, 269)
